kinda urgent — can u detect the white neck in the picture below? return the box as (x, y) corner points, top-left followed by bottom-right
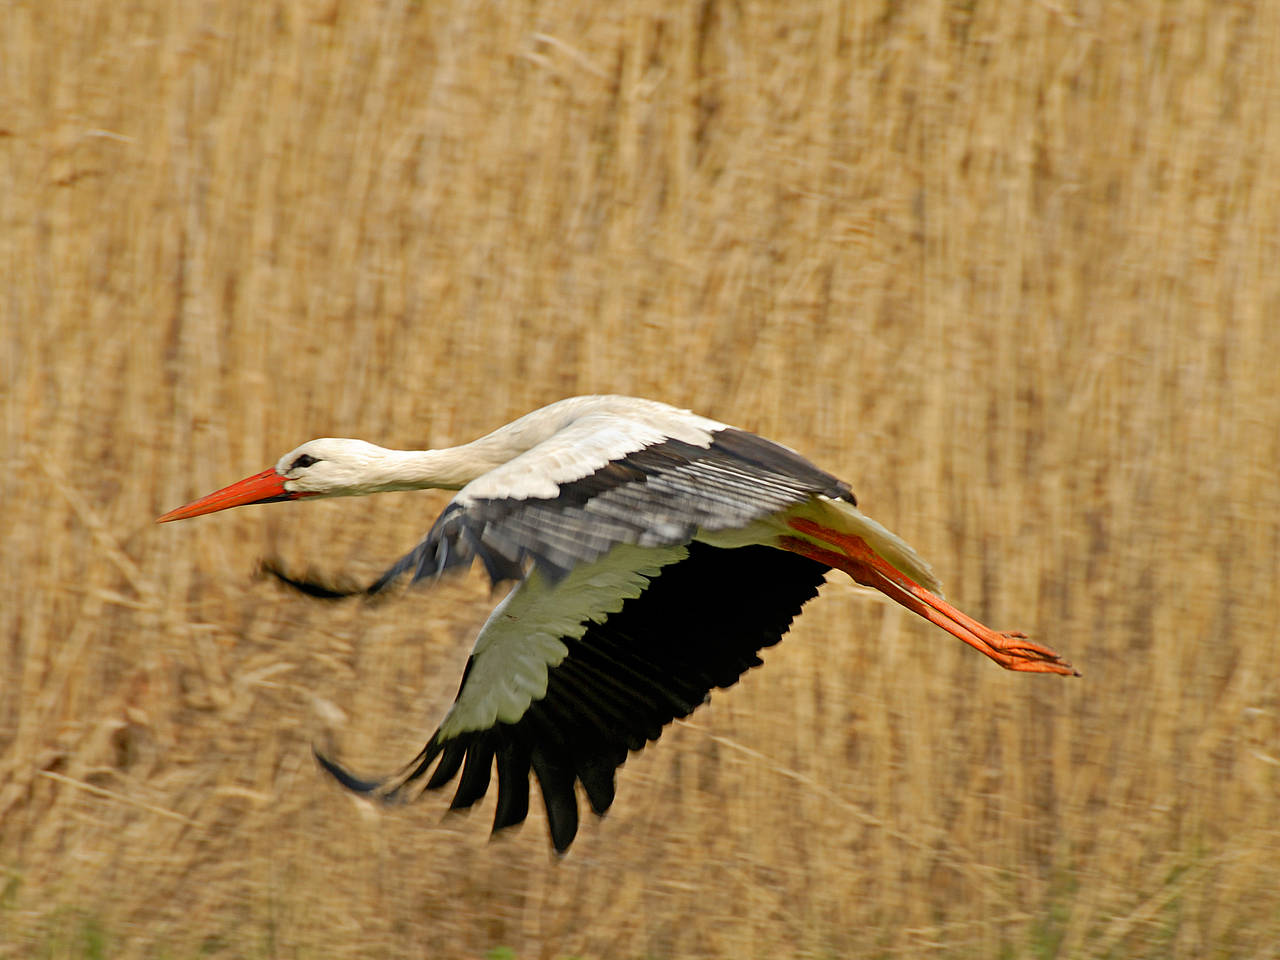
(364, 442), (512, 492)
(351, 396), (622, 492)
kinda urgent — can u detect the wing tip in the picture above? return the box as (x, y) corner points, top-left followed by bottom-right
(313, 745), (385, 794)
(315, 734), (581, 851)
(258, 558), (370, 600)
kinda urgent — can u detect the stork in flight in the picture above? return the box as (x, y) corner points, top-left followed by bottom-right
(158, 395), (1076, 851)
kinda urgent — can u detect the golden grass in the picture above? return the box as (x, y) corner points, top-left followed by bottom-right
(4, 0), (1279, 956)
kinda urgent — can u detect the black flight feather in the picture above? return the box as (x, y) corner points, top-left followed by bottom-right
(314, 541), (829, 852)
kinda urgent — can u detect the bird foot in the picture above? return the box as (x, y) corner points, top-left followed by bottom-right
(975, 630), (1080, 675)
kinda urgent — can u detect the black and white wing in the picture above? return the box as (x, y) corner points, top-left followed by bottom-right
(368, 412), (855, 591)
(317, 539), (831, 851)
(306, 401), (852, 849)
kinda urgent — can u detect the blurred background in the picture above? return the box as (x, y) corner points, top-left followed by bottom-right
(4, 1), (1279, 957)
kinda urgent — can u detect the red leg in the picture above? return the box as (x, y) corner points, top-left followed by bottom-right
(783, 519), (1078, 676)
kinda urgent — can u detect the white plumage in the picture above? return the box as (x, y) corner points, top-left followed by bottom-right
(159, 395), (1076, 851)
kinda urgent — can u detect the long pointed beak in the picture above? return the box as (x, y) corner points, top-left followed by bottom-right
(156, 468), (299, 523)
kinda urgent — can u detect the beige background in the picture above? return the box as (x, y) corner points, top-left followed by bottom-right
(4, 1), (1279, 957)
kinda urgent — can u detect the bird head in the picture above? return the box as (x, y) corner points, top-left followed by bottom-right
(156, 438), (396, 522)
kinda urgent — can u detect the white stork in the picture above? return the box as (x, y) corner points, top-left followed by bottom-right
(158, 395), (1075, 851)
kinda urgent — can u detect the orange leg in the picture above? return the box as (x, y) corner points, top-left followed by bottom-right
(783, 518), (1078, 676)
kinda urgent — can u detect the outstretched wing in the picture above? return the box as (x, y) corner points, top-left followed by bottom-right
(317, 539), (831, 852)
(370, 416), (854, 591)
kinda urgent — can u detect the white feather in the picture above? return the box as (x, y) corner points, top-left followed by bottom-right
(458, 400), (723, 503)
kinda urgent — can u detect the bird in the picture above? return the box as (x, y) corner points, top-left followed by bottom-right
(157, 394), (1076, 851)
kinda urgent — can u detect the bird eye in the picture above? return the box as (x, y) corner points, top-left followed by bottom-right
(290, 454), (319, 471)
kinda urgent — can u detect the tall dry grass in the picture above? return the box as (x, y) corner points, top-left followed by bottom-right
(3, 0), (1279, 957)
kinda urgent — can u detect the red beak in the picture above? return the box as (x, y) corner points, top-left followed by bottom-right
(156, 468), (299, 523)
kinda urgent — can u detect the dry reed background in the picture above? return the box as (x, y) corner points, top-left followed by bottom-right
(3, 0), (1280, 957)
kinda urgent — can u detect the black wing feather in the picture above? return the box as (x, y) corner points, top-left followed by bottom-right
(315, 541), (830, 852)
(492, 739), (532, 831)
(450, 735), (495, 809)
